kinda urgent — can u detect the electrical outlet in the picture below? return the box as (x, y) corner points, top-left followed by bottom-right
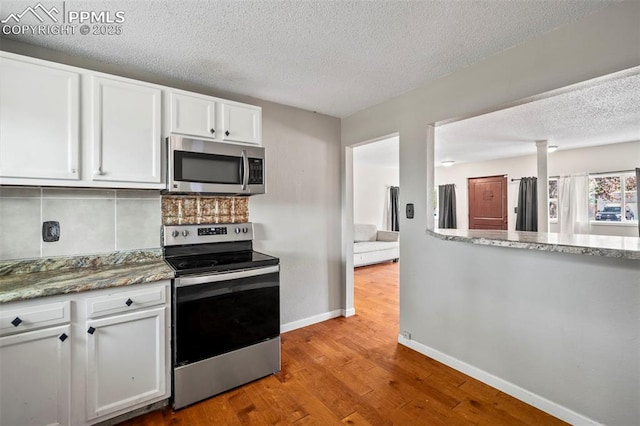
(42, 221), (60, 242)
(400, 330), (411, 340)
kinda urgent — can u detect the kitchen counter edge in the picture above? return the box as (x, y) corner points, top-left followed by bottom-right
(427, 229), (640, 261)
(0, 249), (175, 304)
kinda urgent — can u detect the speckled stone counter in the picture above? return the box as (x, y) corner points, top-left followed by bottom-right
(428, 229), (640, 261)
(0, 249), (174, 304)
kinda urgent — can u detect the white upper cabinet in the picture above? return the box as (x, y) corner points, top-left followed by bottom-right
(0, 52), (264, 189)
(168, 90), (262, 145)
(91, 76), (162, 185)
(170, 92), (217, 138)
(0, 55), (80, 182)
(220, 102), (261, 145)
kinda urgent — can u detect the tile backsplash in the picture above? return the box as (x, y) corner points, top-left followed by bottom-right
(0, 187), (162, 261)
(0, 188), (252, 261)
(161, 195), (249, 225)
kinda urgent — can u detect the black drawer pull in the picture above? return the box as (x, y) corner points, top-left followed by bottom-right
(210, 128), (215, 134)
(125, 298), (133, 307)
(59, 333), (68, 342)
(11, 317), (22, 327)
(225, 130), (230, 136)
(87, 326), (96, 335)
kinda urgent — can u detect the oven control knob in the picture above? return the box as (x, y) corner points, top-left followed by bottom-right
(235, 227), (241, 234)
(242, 227), (248, 233)
(182, 230), (189, 237)
(171, 230), (179, 238)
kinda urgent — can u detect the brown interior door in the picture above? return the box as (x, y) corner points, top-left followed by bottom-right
(468, 175), (508, 230)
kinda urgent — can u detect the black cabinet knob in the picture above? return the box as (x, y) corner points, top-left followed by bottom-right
(59, 333), (68, 342)
(225, 130), (230, 136)
(87, 326), (96, 335)
(210, 128), (215, 134)
(125, 298), (133, 307)
(11, 317), (22, 327)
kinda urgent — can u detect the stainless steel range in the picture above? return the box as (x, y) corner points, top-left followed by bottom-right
(163, 223), (280, 409)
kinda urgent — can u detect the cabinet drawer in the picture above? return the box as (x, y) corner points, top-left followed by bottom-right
(86, 285), (167, 318)
(0, 301), (71, 336)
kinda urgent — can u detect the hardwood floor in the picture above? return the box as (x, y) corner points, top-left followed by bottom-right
(122, 262), (565, 425)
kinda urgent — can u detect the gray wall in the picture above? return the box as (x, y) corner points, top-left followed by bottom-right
(0, 39), (343, 327)
(342, 3), (640, 424)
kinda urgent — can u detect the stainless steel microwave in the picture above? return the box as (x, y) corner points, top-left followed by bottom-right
(166, 135), (266, 195)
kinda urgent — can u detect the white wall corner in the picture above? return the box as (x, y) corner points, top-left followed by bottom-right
(342, 308), (356, 317)
(280, 309), (343, 334)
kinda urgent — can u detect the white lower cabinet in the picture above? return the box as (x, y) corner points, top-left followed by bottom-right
(0, 325), (71, 426)
(85, 307), (166, 420)
(0, 281), (170, 426)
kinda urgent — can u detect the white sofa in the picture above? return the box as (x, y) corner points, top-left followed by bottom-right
(353, 224), (399, 267)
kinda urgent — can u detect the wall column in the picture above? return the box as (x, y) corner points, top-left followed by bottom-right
(536, 140), (549, 232)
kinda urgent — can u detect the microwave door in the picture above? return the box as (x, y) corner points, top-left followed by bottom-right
(172, 150), (245, 194)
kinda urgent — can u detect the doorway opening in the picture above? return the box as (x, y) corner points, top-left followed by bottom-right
(352, 135), (400, 321)
(346, 133), (399, 322)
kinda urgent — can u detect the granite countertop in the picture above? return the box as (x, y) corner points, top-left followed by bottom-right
(428, 228), (640, 261)
(0, 249), (175, 304)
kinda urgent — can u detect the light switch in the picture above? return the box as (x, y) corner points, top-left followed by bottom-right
(406, 203), (414, 219)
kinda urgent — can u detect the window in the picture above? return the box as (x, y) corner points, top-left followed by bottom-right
(548, 178), (558, 221)
(589, 172), (637, 223)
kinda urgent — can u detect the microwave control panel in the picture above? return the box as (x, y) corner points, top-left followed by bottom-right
(248, 158), (264, 184)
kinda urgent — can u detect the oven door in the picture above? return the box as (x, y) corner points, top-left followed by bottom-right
(173, 265), (279, 367)
(167, 135), (265, 194)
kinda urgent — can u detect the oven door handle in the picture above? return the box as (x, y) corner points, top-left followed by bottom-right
(175, 265), (279, 287)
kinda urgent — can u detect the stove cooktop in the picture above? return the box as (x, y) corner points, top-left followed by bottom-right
(164, 250), (279, 277)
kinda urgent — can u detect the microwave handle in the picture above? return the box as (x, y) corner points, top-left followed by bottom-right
(241, 149), (249, 190)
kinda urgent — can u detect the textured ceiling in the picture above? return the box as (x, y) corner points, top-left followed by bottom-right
(435, 70), (640, 165)
(0, 0), (614, 117)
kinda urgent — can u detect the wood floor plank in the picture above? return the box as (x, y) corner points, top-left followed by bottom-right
(121, 262), (566, 426)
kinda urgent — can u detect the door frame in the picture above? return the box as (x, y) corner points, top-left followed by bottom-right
(342, 132), (399, 318)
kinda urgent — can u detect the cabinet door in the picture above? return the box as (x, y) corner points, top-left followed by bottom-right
(91, 77), (162, 186)
(85, 307), (166, 420)
(0, 325), (71, 426)
(221, 103), (261, 145)
(170, 92), (217, 139)
(0, 56), (80, 181)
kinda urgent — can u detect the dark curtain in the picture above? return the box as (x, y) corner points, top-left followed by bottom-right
(390, 186), (400, 231)
(637, 168), (640, 237)
(438, 184), (457, 229)
(516, 177), (538, 231)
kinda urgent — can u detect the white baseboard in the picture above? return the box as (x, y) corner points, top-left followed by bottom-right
(397, 335), (601, 426)
(280, 309), (343, 333)
(342, 307), (356, 317)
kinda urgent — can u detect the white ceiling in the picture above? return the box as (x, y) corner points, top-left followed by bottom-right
(0, 0), (614, 118)
(435, 70), (640, 165)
